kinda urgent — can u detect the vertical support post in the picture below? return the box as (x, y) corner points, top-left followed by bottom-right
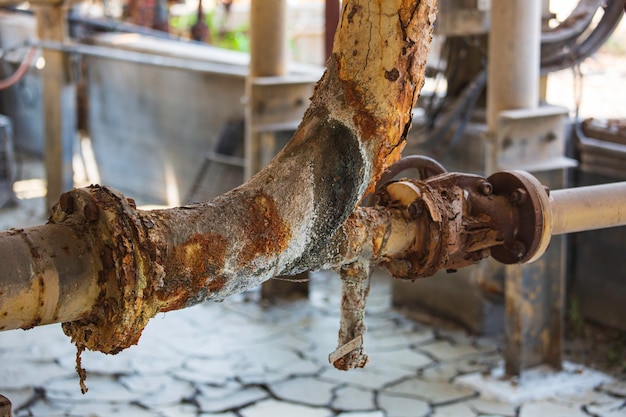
(36, 4), (75, 211)
(325, 0), (340, 62)
(245, 0), (287, 180)
(486, 0), (541, 172)
(486, 0), (564, 377)
(246, 0), (309, 300)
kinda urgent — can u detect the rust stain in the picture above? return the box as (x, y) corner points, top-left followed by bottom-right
(238, 192), (291, 267)
(159, 233), (228, 311)
(346, 4), (361, 23)
(341, 78), (380, 142)
(384, 68), (400, 82)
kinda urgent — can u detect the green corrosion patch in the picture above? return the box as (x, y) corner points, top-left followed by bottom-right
(159, 232), (228, 312)
(238, 192), (292, 267)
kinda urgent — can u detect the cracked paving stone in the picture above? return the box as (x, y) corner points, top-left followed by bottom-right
(15, 400), (67, 417)
(384, 377), (477, 405)
(332, 386), (376, 411)
(46, 375), (144, 403)
(0, 360), (73, 390)
(137, 380), (195, 407)
(240, 398), (331, 417)
(336, 412), (385, 417)
(370, 348), (433, 371)
(417, 340), (486, 362)
(319, 366), (413, 390)
(518, 400), (589, 417)
(420, 363), (460, 383)
(266, 358), (323, 381)
(197, 386), (268, 413)
(269, 376), (337, 407)
(166, 334), (233, 359)
(377, 392), (430, 417)
(67, 402), (161, 416)
(364, 330), (434, 352)
(174, 356), (241, 385)
(430, 402), (476, 417)
(236, 371), (290, 386)
(551, 387), (618, 407)
(0, 388), (35, 410)
(196, 382), (242, 399)
(455, 354), (501, 374)
(57, 350), (133, 376)
(0, 325), (67, 353)
(155, 403), (201, 417)
(467, 397), (517, 416)
(246, 347), (307, 372)
(601, 380), (626, 398)
(586, 399), (626, 416)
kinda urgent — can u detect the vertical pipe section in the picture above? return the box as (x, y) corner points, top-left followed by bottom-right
(325, 0), (340, 62)
(486, 0), (555, 377)
(249, 0), (287, 78)
(36, 5), (76, 212)
(550, 182), (626, 235)
(245, 0), (288, 179)
(486, 0), (541, 133)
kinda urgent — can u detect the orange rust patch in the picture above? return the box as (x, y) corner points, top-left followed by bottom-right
(238, 192), (291, 267)
(208, 275), (227, 293)
(159, 233), (228, 311)
(341, 78), (381, 143)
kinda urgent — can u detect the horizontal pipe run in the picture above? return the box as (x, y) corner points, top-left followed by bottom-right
(550, 182), (626, 235)
(0, 225), (101, 331)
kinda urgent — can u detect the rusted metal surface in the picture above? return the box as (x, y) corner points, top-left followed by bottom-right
(377, 171), (525, 279)
(0, 395), (11, 417)
(330, 260), (371, 370)
(0, 223), (100, 332)
(0, 1), (438, 386)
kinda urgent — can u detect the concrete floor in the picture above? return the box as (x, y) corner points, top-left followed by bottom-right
(0, 160), (625, 416)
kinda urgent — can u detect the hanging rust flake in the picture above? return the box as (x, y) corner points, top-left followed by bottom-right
(238, 192), (291, 267)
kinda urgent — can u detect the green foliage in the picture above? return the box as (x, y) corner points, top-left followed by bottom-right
(170, 8), (250, 52)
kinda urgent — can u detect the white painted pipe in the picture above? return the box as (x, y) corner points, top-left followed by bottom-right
(550, 182), (626, 235)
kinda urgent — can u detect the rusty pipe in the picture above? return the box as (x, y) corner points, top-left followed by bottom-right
(0, 224), (101, 331)
(550, 182), (626, 235)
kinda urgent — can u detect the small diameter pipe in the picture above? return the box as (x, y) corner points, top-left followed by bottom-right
(0, 46), (37, 91)
(550, 182), (626, 235)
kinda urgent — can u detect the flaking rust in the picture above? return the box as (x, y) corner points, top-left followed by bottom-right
(330, 260), (371, 370)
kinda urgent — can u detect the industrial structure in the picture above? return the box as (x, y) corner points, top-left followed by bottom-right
(0, 0), (625, 414)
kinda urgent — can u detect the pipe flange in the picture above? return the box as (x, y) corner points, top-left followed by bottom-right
(50, 186), (162, 355)
(487, 170), (552, 264)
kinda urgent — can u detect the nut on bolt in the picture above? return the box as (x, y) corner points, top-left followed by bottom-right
(510, 188), (528, 205)
(84, 201), (100, 222)
(59, 192), (75, 214)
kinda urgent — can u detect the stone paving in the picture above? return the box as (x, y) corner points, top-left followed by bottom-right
(1, 267), (625, 417)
